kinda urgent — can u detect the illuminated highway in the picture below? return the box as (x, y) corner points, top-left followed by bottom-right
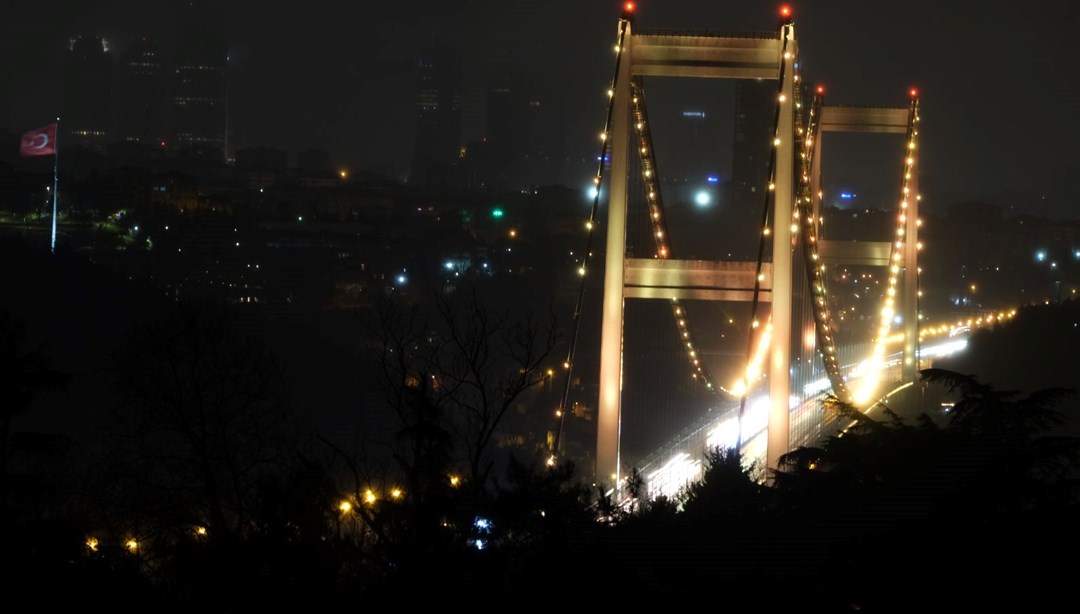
(638, 331), (980, 499)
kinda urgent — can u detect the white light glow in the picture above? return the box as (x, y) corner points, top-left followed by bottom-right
(646, 453), (702, 500)
(918, 338), (968, 358)
(803, 377), (831, 396)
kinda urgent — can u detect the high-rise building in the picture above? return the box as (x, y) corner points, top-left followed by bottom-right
(665, 106), (716, 183)
(469, 0), (552, 187)
(486, 79), (514, 163)
(731, 79), (776, 214)
(62, 35), (113, 152)
(518, 94), (554, 186)
(170, 0), (228, 164)
(116, 36), (167, 147)
(410, 45), (462, 187)
(468, 77), (548, 193)
(724, 78), (777, 257)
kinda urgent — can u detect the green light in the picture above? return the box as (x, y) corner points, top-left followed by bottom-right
(491, 208), (504, 219)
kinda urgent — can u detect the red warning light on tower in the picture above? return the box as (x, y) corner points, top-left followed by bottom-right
(779, 5), (793, 20)
(909, 88), (919, 98)
(624, 2), (635, 13)
(816, 85), (826, 95)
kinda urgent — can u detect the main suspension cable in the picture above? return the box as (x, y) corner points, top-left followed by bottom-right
(630, 76), (725, 398)
(550, 15), (633, 461)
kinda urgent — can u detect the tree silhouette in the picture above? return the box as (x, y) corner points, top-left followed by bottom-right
(680, 446), (763, 519)
(920, 367), (1073, 444)
(102, 300), (298, 543)
(766, 369), (1080, 611)
(367, 288), (558, 491)
(0, 308), (68, 522)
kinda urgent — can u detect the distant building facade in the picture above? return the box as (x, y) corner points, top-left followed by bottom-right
(116, 36), (168, 148)
(731, 79), (775, 214)
(170, 0), (228, 164)
(62, 35), (113, 151)
(410, 45), (462, 188)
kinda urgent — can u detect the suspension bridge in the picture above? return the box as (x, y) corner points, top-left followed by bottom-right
(542, 3), (1010, 497)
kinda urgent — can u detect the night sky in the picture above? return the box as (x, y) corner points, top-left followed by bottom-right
(2, 0), (1079, 214)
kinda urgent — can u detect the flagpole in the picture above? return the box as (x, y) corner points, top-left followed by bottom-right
(50, 116), (60, 254)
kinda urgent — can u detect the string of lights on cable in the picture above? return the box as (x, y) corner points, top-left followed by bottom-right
(548, 4), (634, 466)
(853, 90), (921, 407)
(793, 84), (852, 404)
(630, 75), (724, 398)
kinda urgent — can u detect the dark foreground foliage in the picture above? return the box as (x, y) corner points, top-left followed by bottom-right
(4, 296), (1079, 611)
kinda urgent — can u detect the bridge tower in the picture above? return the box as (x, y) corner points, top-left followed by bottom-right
(814, 101), (921, 386)
(595, 5), (799, 485)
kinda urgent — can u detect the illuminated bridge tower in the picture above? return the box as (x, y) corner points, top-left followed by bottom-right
(595, 5), (799, 485)
(814, 101), (921, 387)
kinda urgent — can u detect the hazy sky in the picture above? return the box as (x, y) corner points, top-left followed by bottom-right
(2, 0), (1079, 212)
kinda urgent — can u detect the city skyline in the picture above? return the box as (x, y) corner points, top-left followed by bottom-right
(1, 1), (1078, 215)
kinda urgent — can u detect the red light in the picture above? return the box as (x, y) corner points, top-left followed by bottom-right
(816, 85), (825, 94)
(780, 5), (793, 18)
(909, 88), (919, 98)
(624, 2), (635, 12)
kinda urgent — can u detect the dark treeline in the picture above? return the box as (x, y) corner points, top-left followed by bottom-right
(3, 240), (1079, 610)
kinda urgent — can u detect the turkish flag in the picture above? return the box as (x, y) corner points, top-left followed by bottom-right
(19, 122), (57, 157)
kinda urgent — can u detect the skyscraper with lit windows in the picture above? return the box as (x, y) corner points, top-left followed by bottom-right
(170, 0), (228, 163)
(62, 35), (113, 152)
(410, 45), (462, 187)
(117, 36), (167, 147)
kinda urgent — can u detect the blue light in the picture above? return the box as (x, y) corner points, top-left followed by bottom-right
(444, 261), (454, 270)
(1036, 250), (1047, 262)
(706, 176), (719, 184)
(396, 274), (407, 285)
(587, 185), (599, 199)
(839, 192), (855, 200)
(474, 517), (492, 531)
(695, 190), (711, 207)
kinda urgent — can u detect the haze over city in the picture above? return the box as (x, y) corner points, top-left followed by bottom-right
(2, 0), (1078, 214)
(1, 1), (1079, 609)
